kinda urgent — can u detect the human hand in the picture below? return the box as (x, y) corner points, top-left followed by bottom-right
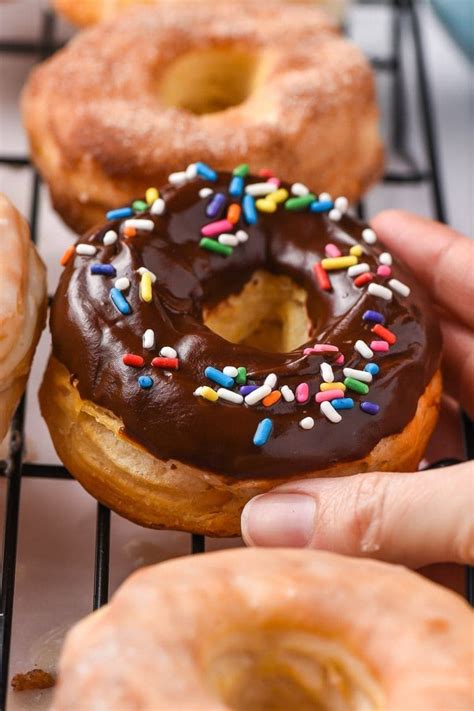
(241, 211), (474, 570)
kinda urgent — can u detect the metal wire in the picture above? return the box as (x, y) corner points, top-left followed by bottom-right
(0, 0), (473, 705)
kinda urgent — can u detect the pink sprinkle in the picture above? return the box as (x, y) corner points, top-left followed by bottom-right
(268, 177), (280, 187)
(303, 344), (339, 355)
(377, 265), (392, 277)
(370, 340), (389, 352)
(296, 382), (309, 403)
(335, 354), (345, 365)
(325, 243), (341, 258)
(315, 389), (343, 403)
(201, 219), (233, 237)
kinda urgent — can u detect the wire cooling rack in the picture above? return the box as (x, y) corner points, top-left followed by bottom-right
(0, 1), (472, 707)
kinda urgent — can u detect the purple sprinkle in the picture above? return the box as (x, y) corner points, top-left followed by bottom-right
(206, 192), (226, 218)
(240, 385), (258, 396)
(360, 401), (380, 415)
(363, 310), (385, 324)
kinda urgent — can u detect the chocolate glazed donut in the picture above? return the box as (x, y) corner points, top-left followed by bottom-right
(41, 167), (442, 535)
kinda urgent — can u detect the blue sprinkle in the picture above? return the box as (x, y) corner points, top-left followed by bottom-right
(229, 175), (244, 197)
(332, 398), (354, 410)
(364, 363), (380, 376)
(309, 200), (334, 213)
(360, 401), (380, 415)
(110, 287), (132, 315)
(206, 192), (226, 218)
(106, 207), (133, 220)
(204, 366), (235, 389)
(138, 375), (153, 389)
(196, 162), (217, 181)
(363, 310), (385, 324)
(242, 194), (258, 225)
(240, 385), (258, 396)
(91, 263), (116, 277)
(253, 418), (273, 447)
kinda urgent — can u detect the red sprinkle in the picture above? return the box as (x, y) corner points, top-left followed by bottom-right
(151, 357), (179, 370)
(313, 263), (331, 291)
(258, 168), (274, 178)
(123, 354), (144, 367)
(372, 324), (397, 345)
(354, 273), (373, 287)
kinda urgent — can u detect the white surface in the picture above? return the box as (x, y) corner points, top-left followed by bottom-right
(0, 1), (472, 708)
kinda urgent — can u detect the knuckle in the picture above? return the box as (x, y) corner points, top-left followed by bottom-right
(348, 474), (391, 555)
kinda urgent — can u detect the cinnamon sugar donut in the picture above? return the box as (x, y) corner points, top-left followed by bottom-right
(22, 2), (383, 235)
(40, 167), (441, 536)
(51, 548), (474, 710)
(0, 194), (47, 442)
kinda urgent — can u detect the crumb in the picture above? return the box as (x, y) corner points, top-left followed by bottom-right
(11, 669), (55, 692)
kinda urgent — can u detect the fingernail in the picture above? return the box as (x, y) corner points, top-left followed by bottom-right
(241, 493), (316, 547)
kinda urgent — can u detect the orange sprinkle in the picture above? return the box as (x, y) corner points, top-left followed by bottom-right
(60, 245), (75, 266)
(124, 226), (137, 238)
(263, 390), (282, 407)
(227, 203), (241, 224)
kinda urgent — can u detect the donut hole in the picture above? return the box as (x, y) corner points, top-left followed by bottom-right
(205, 628), (382, 710)
(203, 270), (311, 353)
(158, 47), (267, 115)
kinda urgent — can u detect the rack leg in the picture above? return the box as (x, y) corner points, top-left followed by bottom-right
(93, 505), (111, 609)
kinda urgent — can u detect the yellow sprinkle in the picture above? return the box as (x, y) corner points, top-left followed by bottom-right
(320, 382), (346, 391)
(350, 245), (363, 257)
(140, 271), (153, 303)
(201, 386), (219, 402)
(256, 198), (277, 213)
(268, 188), (289, 204)
(321, 256), (358, 270)
(146, 187), (159, 205)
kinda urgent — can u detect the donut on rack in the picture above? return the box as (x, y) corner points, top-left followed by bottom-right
(0, 194), (47, 443)
(40, 164), (442, 536)
(22, 1), (383, 234)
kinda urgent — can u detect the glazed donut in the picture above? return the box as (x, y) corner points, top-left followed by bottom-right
(52, 0), (349, 28)
(22, 2), (383, 235)
(51, 548), (474, 710)
(0, 194), (47, 443)
(40, 167), (442, 536)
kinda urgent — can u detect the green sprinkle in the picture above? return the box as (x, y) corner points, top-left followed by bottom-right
(199, 238), (233, 257)
(236, 366), (247, 385)
(284, 194), (316, 211)
(233, 164), (249, 177)
(344, 377), (369, 394)
(133, 200), (148, 213)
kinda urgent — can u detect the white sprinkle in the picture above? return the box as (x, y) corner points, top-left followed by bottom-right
(103, 230), (117, 246)
(236, 230), (249, 243)
(137, 267), (157, 283)
(193, 387), (203, 397)
(389, 278), (411, 297)
(223, 366), (238, 378)
(124, 219), (154, 232)
(355, 340), (374, 359)
(245, 182), (278, 197)
(368, 283), (392, 301)
(281, 385), (295, 402)
(76, 244), (96, 256)
(186, 163), (197, 180)
(150, 198), (166, 216)
(320, 362), (334, 383)
(299, 416), (315, 430)
(362, 228), (377, 244)
(217, 388), (244, 404)
(291, 182), (310, 196)
(347, 263), (370, 278)
(168, 171), (187, 186)
(334, 196), (349, 213)
(160, 346), (177, 359)
(319, 192), (332, 202)
(218, 234), (239, 247)
(264, 373), (278, 389)
(329, 208), (342, 222)
(142, 329), (155, 350)
(199, 188), (213, 199)
(379, 252), (392, 266)
(320, 401), (342, 423)
(114, 277), (130, 291)
(343, 367), (373, 383)
(245, 384), (272, 406)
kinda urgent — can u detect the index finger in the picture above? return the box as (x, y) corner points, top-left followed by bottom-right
(371, 210), (474, 330)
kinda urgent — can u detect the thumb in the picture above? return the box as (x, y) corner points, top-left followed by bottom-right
(241, 463), (474, 568)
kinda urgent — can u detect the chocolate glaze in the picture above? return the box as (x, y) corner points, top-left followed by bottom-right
(50, 172), (441, 478)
